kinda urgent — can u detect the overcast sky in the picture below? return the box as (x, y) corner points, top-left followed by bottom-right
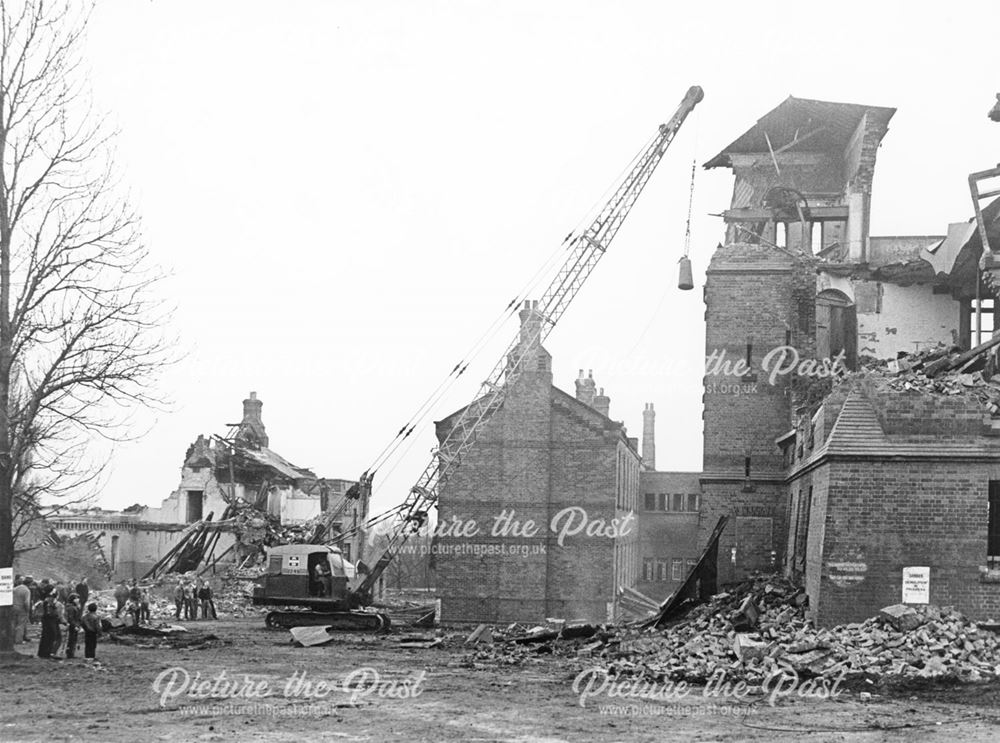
(81, 0), (999, 514)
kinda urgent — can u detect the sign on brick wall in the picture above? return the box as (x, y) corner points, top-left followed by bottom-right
(902, 566), (930, 604)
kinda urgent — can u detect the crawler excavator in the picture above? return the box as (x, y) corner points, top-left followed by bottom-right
(253, 85), (703, 631)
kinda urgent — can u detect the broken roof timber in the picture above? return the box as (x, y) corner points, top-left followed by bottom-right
(705, 96), (896, 169)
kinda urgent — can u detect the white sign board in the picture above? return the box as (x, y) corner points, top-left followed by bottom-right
(902, 566), (930, 604)
(0, 567), (12, 607)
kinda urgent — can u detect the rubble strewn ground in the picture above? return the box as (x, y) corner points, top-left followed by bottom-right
(5, 613), (1000, 743)
(464, 575), (1000, 690)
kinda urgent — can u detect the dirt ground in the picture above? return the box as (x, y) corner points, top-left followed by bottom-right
(3, 618), (1000, 742)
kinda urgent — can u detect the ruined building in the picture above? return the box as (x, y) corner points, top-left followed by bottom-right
(696, 95), (1000, 625)
(435, 301), (640, 623)
(46, 393), (362, 578)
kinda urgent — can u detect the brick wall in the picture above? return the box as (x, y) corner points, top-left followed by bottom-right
(858, 377), (990, 435)
(636, 472), (701, 600)
(799, 459), (1000, 626)
(435, 354), (639, 624)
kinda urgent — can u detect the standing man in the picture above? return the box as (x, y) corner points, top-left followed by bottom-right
(25, 577), (40, 623)
(139, 587), (150, 624)
(128, 579), (141, 609)
(186, 580), (199, 621)
(12, 577), (31, 643)
(36, 586), (60, 659)
(64, 594), (81, 659)
(81, 603), (101, 660)
(173, 581), (186, 619)
(198, 580), (216, 620)
(51, 591), (67, 658)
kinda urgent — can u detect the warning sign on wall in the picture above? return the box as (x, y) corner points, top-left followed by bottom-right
(902, 566), (930, 604)
(0, 567), (12, 607)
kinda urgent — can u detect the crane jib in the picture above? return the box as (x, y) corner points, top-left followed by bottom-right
(351, 86), (703, 601)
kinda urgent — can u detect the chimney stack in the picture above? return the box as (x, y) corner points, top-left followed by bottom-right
(518, 300), (543, 345)
(238, 391), (269, 448)
(642, 402), (656, 470)
(512, 300), (551, 375)
(575, 369), (596, 406)
(593, 387), (610, 418)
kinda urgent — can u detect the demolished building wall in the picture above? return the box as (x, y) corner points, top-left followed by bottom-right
(43, 393), (363, 579)
(694, 94), (996, 601)
(43, 509), (239, 579)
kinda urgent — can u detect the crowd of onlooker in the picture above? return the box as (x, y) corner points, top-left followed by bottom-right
(10, 573), (218, 660)
(170, 577), (217, 621)
(12, 575), (102, 660)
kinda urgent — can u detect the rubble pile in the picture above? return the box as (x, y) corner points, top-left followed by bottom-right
(233, 506), (315, 549)
(465, 576), (1000, 687)
(859, 343), (1000, 412)
(215, 566), (266, 618)
(606, 599), (1000, 686)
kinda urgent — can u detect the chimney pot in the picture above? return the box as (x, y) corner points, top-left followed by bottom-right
(575, 369), (597, 406)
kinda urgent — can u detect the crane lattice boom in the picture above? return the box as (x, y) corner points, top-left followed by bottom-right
(353, 85), (703, 599)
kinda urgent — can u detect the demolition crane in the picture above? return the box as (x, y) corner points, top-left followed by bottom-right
(253, 85), (704, 630)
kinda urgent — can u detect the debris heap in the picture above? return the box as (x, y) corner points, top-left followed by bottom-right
(858, 340), (1000, 412)
(465, 576), (1000, 686)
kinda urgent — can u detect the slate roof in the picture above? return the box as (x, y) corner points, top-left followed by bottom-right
(806, 390), (1000, 462)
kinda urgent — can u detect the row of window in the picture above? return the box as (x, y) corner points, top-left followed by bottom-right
(616, 446), (639, 511)
(642, 558), (697, 582)
(643, 493), (699, 512)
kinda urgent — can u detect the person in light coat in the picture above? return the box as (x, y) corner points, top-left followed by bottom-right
(12, 577), (31, 643)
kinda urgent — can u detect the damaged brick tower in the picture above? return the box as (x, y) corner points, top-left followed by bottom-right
(700, 97), (895, 583)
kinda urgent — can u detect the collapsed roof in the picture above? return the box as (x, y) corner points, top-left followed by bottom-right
(705, 96), (896, 170)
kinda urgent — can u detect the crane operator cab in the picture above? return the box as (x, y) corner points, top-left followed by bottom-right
(252, 543), (388, 631)
(253, 544), (358, 609)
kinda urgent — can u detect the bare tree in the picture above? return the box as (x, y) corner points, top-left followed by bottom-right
(0, 1), (171, 653)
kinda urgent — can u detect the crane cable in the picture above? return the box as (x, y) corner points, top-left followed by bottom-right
(629, 106), (701, 354)
(682, 158), (696, 258)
